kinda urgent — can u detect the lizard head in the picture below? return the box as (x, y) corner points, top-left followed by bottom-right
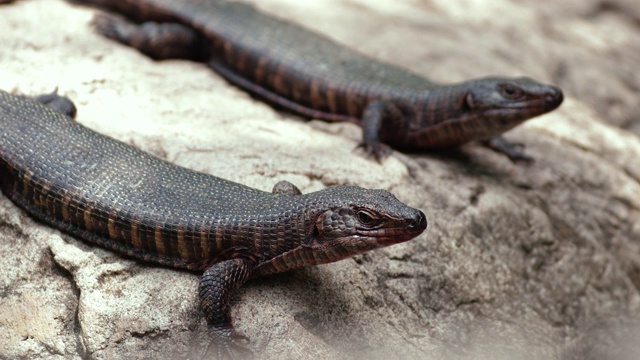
(252, 186), (426, 277)
(308, 186), (426, 263)
(461, 76), (563, 133)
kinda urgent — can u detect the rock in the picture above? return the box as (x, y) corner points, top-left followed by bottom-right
(1, 0), (639, 359)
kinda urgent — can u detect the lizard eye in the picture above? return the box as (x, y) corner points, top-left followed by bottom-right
(499, 84), (523, 99)
(357, 210), (378, 225)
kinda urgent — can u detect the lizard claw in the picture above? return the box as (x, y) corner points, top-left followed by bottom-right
(356, 141), (393, 163)
(205, 326), (254, 360)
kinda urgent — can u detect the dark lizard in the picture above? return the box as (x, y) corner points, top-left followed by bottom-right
(70, 0), (563, 162)
(0, 90), (427, 358)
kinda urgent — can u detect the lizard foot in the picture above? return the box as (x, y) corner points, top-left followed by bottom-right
(483, 136), (534, 164)
(91, 13), (132, 42)
(356, 141), (393, 163)
(204, 326), (254, 360)
(91, 12), (204, 60)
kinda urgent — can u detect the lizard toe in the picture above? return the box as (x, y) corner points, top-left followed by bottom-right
(205, 326), (254, 360)
(356, 141), (392, 163)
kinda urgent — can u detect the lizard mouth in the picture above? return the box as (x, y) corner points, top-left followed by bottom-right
(357, 210), (427, 246)
(313, 219), (427, 260)
(272, 212), (427, 270)
(371, 227), (426, 246)
(482, 98), (562, 122)
(495, 89), (563, 113)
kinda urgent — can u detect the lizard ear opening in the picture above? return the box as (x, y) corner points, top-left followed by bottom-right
(311, 224), (320, 239)
(314, 211), (327, 238)
(463, 92), (475, 112)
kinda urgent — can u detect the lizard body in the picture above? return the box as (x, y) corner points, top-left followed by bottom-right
(0, 90), (426, 357)
(73, 0), (563, 162)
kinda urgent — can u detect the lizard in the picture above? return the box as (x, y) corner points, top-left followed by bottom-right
(69, 0), (564, 162)
(0, 89), (427, 358)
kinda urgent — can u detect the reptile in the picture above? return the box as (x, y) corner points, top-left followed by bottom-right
(0, 90), (427, 358)
(70, 0), (564, 162)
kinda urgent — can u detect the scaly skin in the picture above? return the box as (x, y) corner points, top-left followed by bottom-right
(71, 0), (563, 162)
(0, 90), (427, 358)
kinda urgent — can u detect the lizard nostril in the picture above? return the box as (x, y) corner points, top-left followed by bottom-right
(547, 87), (562, 102)
(408, 211), (427, 232)
(544, 87), (563, 108)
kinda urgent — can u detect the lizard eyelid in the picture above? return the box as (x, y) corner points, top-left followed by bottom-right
(357, 210), (379, 226)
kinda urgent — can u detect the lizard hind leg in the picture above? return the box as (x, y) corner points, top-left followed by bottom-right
(34, 89), (78, 119)
(271, 180), (302, 196)
(92, 13), (206, 60)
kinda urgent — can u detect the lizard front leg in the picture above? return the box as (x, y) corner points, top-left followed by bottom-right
(482, 136), (534, 163)
(200, 258), (255, 359)
(359, 100), (406, 162)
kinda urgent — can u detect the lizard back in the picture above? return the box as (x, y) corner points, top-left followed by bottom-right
(0, 90), (282, 270)
(87, 0), (438, 119)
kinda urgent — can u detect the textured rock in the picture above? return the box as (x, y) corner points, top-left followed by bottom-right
(1, 0), (639, 359)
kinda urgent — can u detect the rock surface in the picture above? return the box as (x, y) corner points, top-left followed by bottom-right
(1, 0), (639, 359)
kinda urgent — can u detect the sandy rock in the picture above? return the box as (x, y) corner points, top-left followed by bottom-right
(1, 0), (639, 359)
